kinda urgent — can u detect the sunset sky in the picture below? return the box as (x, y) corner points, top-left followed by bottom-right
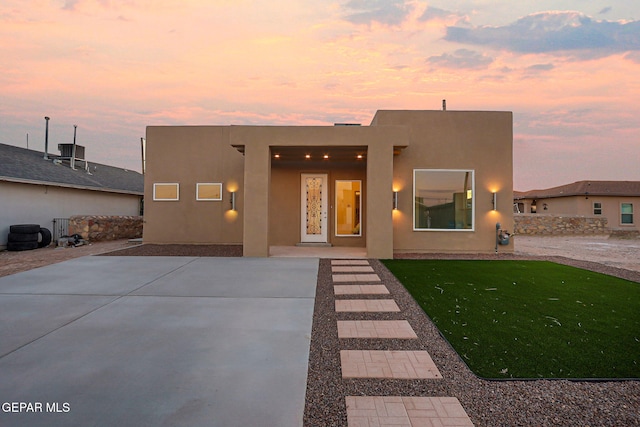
(1, 0), (639, 190)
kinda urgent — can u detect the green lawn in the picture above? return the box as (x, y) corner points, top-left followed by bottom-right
(382, 260), (640, 379)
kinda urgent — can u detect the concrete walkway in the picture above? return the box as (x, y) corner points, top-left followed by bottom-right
(0, 256), (318, 427)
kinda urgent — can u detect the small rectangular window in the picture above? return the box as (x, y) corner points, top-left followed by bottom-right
(196, 183), (222, 201)
(621, 203), (634, 224)
(593, 202), (602, 215)
(153, 183), (179, 201)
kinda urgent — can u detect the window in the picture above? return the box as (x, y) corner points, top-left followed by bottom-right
(621, 203), (634, 224)
(335, 180), (362, 236)
(153, 183), (179, 201)
(413, 169), (474, 231)
(593, 202), (602, 215)
(196, 183), (222, 201)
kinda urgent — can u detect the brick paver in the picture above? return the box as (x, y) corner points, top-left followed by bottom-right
(331, 260), (371, 265)
(335, 299), (400, 312)
(337, 320), (417, 339)
(332, 273), (381, 283)
(341, 350), (442, 379)
(345, 396), (474, 426)
(331, 266), (375, 273)
(334, 285), (389, 295)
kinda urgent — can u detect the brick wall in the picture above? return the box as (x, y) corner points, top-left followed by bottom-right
(68, 215), (143, 241)
(514, 214), (608, 235)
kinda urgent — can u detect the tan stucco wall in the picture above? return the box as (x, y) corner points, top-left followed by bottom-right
(143, 126), (244, 244)
(143, 110), (514, 256)
(373, 110), (514, 254)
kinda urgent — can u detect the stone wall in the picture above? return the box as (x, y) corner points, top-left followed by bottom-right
(514, 214), (608, 235)
(68, 215), (143, 241)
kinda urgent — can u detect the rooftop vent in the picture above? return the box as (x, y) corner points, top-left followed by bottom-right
(58, 143), (85, 160)
(334, 123), (361, 126)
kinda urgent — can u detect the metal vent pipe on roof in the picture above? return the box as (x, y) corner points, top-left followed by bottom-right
(71, 125), (77, 170)
(442, 99), (446, 111)
(44, 116), (50, 159)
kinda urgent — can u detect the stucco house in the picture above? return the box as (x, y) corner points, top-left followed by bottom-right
(514, 181), (639, 232)
(143, 109), (513, 258)
(0, 143), (143, 249)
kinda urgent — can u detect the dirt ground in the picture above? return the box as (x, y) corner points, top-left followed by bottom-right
(1, 235), (639, 279)
(0, 240), (132, 278)
(514, 234), (640, 273)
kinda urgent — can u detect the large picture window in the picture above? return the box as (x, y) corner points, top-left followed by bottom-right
(414, 169), (474, 231)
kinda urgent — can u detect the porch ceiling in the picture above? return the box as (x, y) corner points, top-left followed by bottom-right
(231, 144), (407, 169)
(270, 145), (367, 169)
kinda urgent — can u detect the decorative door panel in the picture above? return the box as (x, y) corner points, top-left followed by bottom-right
(301, 174), (328, 242)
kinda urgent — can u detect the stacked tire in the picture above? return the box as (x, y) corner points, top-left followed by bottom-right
(7, 224), (52, 251)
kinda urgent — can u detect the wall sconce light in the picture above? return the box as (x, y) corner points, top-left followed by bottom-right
(230, 191), (236, 211)
(492, 192), (497, 211)
(393, 191), (399, 210)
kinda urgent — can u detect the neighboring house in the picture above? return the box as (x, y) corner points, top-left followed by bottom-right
(0, 143), (144, 249)
(513, 181), (640, 231)
(144, 109), (514, 257)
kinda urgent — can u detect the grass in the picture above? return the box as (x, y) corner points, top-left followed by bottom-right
(382, 260), (640, 379)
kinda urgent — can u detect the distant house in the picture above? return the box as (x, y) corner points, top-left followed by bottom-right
(0, 143), (143, 249)
(514, 181), (639, 232)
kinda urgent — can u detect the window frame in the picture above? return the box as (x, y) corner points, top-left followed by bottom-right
(413, 169), (475, 232)
(334, 179), (362, 237)
(621, 203), (634, 225)
(196, 183), (223, 201)
(153, 183), (180, 201)
(593, 202), (602, 215)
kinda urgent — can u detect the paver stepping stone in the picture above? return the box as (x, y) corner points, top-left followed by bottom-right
(331, 260), (370, 265)
(345, 396), (474, 427)
(332, 266), (375, 273)
(341, 350), (442, 379)
(335, 299), (399, 312)
(332, 273), (380, 283)
(334, 285), (389, 295)
(337, 320), (417, 339)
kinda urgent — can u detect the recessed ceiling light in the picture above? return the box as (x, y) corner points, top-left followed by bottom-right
(305, 154), (311, 159)
(274, 154), (280, 158)
(323, 154), (329, 159)
(356, 154), (363, 159)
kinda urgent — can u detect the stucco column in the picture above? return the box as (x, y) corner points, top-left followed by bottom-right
(366, 142), (394, 259)
(243, 143), (271, 257)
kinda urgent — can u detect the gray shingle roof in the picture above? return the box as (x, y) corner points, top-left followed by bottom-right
(0, 143), (143, 195)
(514, 180), (640, 200)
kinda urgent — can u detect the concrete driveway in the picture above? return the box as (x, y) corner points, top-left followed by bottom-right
(0, 256), (318, 427)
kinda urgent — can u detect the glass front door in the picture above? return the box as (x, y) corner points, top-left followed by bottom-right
(301, 174), (328, 243)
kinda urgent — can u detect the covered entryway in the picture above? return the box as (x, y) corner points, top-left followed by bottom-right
(270, 146), (367, 250)
(234, 125), (398, 258)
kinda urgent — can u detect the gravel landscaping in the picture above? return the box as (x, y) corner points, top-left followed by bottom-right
(303, 257), (640, 427)
(101, 243), (243, 257)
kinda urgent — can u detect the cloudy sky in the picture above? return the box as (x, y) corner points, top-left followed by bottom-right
(1, 0), (639, 190)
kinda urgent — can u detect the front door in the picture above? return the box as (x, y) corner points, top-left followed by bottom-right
(301, 174), (328, 243)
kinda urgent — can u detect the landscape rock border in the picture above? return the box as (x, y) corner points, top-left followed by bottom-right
(303, 257), (640, 427)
